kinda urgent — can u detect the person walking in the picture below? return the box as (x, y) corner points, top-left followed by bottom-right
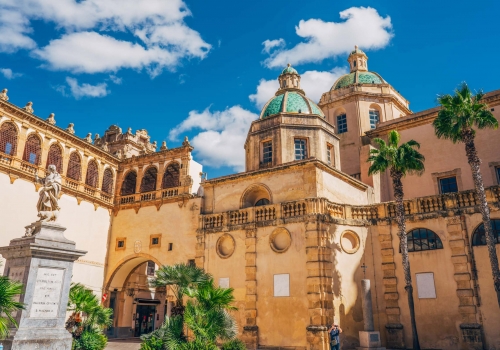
(328, 323), (342, 350)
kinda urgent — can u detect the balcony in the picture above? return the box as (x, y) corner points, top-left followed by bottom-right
(116, 186), (183, 206)
(0, 154), (114, 208)
(198, 186), (500, 232)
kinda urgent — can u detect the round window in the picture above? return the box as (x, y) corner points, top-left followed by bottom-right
(216, 234), (235, 259)
(270, 227), (292, 253)
(340, 231), (360, 254)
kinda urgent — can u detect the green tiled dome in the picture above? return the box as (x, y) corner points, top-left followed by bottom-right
(260, 91), (325, 119)
(281, 65), (298, 75)
(332, 71), (385, 90)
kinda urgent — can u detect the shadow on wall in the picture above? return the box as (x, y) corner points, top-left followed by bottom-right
(331, 228), (367, 349)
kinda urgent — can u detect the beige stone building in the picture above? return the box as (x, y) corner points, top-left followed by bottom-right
(0, 47), (499, 349)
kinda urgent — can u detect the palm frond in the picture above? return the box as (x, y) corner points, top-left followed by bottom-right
(435, 82), (497, 143)
(0, 275), (24, 340)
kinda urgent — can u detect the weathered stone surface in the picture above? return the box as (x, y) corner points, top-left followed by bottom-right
(0, 222), (86, 350)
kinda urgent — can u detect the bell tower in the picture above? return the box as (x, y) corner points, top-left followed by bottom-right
(347, 45), (368, 73)
(277, 64), (304, 95)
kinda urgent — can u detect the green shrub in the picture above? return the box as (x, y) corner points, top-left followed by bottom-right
(221, 339), (246, 350)
(140, 330), (165, 350)
(72, 330), (107, 350)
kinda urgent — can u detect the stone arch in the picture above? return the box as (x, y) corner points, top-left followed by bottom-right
(67, 151), (82, 181)
(121, 170), (137, 196)
(85, 159), (99, 188)
(140, 166), (158, 193)
(472, 219), (500, 246)
(0, 120), (19, 156)
(162, 162), (180, 189)
(46, 142), (64, 173)
(368, 103), (382, 127)
(23, 132), (42, 165)
(105, 253), (163, 291)
(101, 167), (115, 194)
(240, 183), (273, 209)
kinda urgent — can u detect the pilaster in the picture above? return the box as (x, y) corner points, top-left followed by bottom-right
(305, 219), (332, 350)
(447, 216), (484, 350)
(378, 228), (405, 349)
(242, 228), (258, 349)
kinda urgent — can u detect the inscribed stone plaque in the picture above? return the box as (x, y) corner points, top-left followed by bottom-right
(30, 267), (64, 318)
(273, 274), (290, 297)
(219, 277), (230, 288)
(416, 272), (436, 299)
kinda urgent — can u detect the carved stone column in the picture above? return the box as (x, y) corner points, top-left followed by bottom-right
(305, 219), (332, 350)
(242, 228), (258, 349)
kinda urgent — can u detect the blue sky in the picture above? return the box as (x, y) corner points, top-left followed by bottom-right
(1, 0), (499, 178)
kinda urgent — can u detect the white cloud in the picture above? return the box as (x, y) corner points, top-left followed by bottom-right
(169, 106), (258, 171)
(262, 39), (285, 54)
(0, 9), (36, 52)
(249, 67), (348, 109)
(0, 68), (23, 79)
(249, 79), (277, 110)
(109, 75), (122, 84)
(264, 7), (393, 68)
(57, 77), (109, 99)
(1, 0), (211, 75)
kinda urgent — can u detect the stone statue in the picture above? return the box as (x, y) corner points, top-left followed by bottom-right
(0, 88), (8, 101)
(66, 123), (75, 134)
(182, 136), (190, 147)
(160, 141), (168, 151)
(35, 165), (62, 223)
(47, 113), (56, 125)
(24, 101), (34, 114)
(84, 133), (92, 143)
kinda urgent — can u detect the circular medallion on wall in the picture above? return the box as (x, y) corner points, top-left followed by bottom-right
(216, 234), (235, 259)
(269, 227), (292, 253)
(340, 231), (360, 254)
(134, 240), (142, 253)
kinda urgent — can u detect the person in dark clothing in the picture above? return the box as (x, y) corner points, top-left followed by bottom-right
(328, 323), (342, 350)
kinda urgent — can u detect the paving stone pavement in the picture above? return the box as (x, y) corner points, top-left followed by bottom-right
(105, 338), (141, 350)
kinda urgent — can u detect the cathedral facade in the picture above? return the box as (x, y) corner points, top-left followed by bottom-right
(0, 48), (499, 349)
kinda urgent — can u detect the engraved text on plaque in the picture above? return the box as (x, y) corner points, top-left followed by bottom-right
(30, 267), (64, 318)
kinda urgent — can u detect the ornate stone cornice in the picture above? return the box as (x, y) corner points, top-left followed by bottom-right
(366, 88), (500, 138)
(202, 159), (368, 191)
(0, 100), (119, 164)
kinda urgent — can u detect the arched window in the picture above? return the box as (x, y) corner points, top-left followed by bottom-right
(85, 160), (99, 188)
(407, 228), (443, 252)
(0, 122), (18, 156)
(121, 171), (137, 196)
(67, 152), (82, 181)
(162, 163), (180, 189)
(472, 219), (500, 246)
(255, 198), (270, 206)
(140, 167), (158, 192)
(101, 168), (114, 194)
(46, 144), (63, 173)
(23, 134), (42, 165)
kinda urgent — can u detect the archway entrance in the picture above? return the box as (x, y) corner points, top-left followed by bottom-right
(105, 255), (168, 339)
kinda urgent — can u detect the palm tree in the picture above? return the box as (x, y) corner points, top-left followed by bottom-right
(0, 274), (24, 339)
(434, 83), (500, 305)
(146, 280), (238, 350)
(149, 263), (210, 317)
(368, 130), (425, 350)
(66, 283), (112, 350)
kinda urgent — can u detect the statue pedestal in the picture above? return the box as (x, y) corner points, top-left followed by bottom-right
(356, 331), (385, 350)
(0, 222), (86, 350)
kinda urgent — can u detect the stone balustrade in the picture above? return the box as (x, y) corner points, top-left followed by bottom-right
(0, 154), (114, 207)
(116, 186), (183, 206)
(199, 186), (500, 232)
